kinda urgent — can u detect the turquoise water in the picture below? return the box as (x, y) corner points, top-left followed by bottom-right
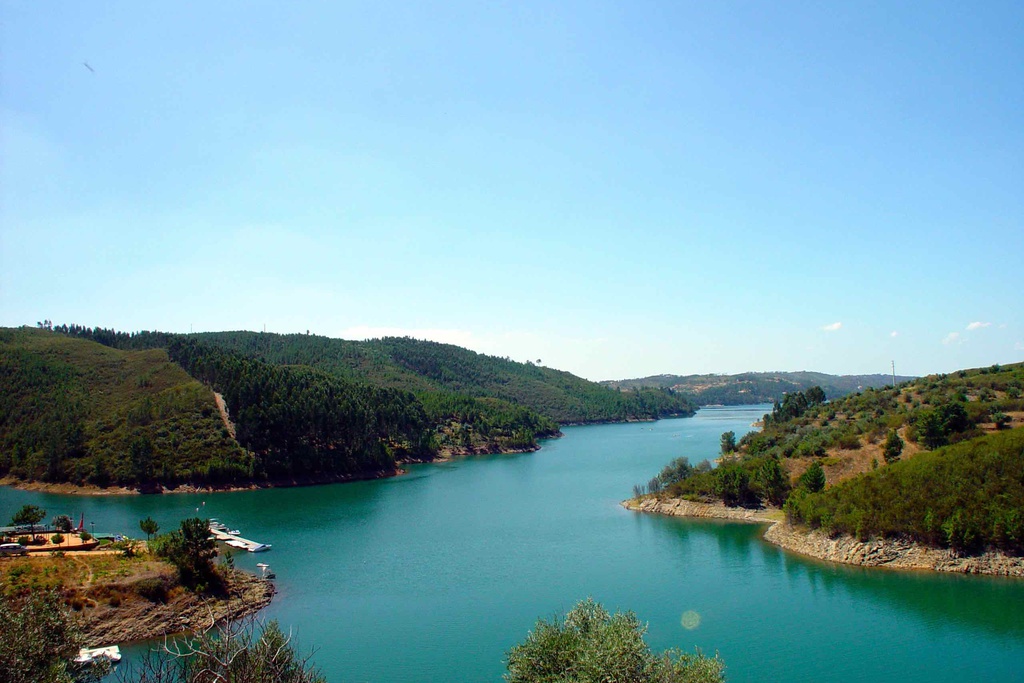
(2, 405), (1023, 682)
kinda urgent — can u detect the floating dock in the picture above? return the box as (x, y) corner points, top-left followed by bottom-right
(208, 521), (271, 552)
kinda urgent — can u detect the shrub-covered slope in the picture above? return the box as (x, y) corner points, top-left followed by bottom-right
(0, 327), (252, 487)
(785, 428), (1024, 553)
(640, 363), (1024, 555)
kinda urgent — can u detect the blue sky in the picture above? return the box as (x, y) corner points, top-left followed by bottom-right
(2, 1), (1021, 381)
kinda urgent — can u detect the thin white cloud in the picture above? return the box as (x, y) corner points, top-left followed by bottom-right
(821, 322), (842, 332)
(890, 331), (899, 338)
(942, 332), (961, 345)
(1016, 341), (1024, 352)
(966, 321), (991, 331)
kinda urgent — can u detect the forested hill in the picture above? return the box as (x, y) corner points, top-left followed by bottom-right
(191, 332), (695, 423)
(0, 328), (254, 488)
(64, 327), (695, 424)
(1, 325), (696, 490)
(605, 371), (915, 405)
(1, 328), (548, 489)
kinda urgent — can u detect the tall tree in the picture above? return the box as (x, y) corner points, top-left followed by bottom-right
(720, 431), (737, 454)
(799, 461), (826, 493)
(11, 505), (46, 540)
(139, 516), (160, 542)
(158, 517), (218, 591)
(755, 456), (790, 506)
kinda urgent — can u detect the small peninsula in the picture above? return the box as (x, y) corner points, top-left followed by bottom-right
(627, 363), (1024, 577)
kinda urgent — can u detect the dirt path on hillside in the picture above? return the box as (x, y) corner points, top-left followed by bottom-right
(213, 391), (236, 438)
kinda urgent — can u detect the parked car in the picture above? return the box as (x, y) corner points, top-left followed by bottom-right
(0, 543), (29, 556)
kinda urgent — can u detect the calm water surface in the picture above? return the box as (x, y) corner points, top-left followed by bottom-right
(2, 405), (1022, 682)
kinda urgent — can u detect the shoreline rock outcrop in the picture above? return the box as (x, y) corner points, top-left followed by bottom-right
(624, 497), (1024, 578)
(78, 571), (276, 645)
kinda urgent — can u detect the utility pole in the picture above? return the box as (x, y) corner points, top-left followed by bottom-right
(891, 360), (896, 387)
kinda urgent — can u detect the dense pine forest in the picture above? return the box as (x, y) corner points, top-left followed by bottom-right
(639, 362), (1024, 555)
(1, 324), (696, 490)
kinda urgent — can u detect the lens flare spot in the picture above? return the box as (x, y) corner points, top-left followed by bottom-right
(680, 610), (701, 630)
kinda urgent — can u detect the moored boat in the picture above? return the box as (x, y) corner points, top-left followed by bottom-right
(75, 645), (121, 665)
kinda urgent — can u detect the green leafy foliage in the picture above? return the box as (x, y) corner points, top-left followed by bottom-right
(139, 516), (159, 541)
(719, 431), (736, 454)
(785, 429), (1024, 553)
(102, 617), (325, 683)
(20, 325), (696, 486)
(0, 589), (97, 683)
(883, 430), (903, 463)
(11, 504), (46, 534)
(504, 598), (724, 683)
(798, 461), (826, 493)
(155, 517), (220, 592)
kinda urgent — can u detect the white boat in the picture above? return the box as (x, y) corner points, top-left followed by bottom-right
(249, 543), (271, 552)
(225, 540), (248, 549)
(75, 645), (122, 665)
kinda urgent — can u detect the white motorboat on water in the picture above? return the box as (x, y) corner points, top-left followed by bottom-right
(75, 645), (121, 665)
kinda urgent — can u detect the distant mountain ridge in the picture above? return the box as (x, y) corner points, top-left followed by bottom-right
(603, 371), (916, 405)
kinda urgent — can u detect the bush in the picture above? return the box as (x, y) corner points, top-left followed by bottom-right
(134, 577), (170, 603)
(658, 457), (693, 488)
(156, 518), (220, 592)
(714, 464), (755, 507)
(505, 599), (724, 683)
(883, 430), (903, 464)
(120, 617), (324, 683)
(0, 590), (100, 683)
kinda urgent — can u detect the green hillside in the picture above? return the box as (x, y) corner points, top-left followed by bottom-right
(605, 371), (915, 405)
(57, 326), (695, 425)
(786, 428), (1024, 553)
(1, 324), (697, 490)
(643, 362), (1024, 555)
(186, 331), (697, 424)
(0, 327), (252, 487)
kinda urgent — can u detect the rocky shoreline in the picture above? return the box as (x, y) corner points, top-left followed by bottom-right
(624, 497), (1024, 578)
(78, 570), (276, 645)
